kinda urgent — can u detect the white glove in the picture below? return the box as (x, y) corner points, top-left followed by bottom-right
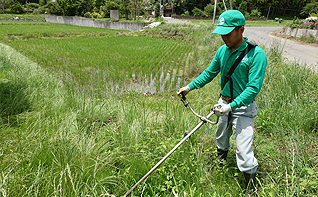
(177, 85), (190, 97)
(214, 103), (232, 116)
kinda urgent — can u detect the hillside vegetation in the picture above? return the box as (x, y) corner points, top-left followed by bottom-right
(0, 22), (318, 196)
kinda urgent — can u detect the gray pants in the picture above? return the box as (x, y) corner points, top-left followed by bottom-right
(216, 97), (258, 174)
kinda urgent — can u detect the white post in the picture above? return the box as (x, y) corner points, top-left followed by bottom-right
(222, 0), (227, 11)
(213, 0), (217, 24)
(159, 0), (162, 21)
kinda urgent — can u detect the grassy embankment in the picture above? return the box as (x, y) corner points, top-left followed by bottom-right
(0, 21), (318, 196)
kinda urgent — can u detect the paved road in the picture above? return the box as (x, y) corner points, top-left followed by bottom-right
(244, 27), (318, 72)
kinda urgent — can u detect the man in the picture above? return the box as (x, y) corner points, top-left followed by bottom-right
(177, 10), (267, 196)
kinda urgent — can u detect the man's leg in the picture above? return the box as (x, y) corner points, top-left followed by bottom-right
(232, 107), (258, 195)
(215, 98), (233, 160)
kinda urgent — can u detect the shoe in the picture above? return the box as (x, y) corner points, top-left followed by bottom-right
(217, 149), (228, 161)
(243, 172), (257, 196)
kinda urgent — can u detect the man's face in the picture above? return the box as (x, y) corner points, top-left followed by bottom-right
(221, 26), (244, 51)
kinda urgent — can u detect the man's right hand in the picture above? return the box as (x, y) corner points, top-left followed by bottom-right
(176, 85), (190, 98)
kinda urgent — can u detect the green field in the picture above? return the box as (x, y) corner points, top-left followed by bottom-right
(1, 21), (197, 95)
(1, 21), (318, 197)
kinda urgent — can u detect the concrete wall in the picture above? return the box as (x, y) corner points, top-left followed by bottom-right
(285, 27), (318, 40)
(45, 15), (149, 31)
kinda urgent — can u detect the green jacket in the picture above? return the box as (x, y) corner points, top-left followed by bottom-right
(188, 37), (267, 110)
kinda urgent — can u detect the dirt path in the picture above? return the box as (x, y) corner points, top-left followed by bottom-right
(244, 27), (318, 72)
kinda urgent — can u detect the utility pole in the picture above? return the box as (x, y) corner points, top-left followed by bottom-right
(159, 0), (162, 21)
(266, 6), (271, 21)
(222, 0), (227, 11)
(213, 0), (217, 24)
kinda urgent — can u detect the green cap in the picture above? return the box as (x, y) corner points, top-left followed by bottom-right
(212, 10), (245, 35)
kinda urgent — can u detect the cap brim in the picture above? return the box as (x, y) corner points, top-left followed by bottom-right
(212, 26), (235, 35)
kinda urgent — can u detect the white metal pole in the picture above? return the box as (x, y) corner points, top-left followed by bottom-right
(213, 0), (217, 24)
(222, 0), (227, 11)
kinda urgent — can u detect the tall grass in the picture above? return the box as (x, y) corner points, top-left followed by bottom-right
(0, 22), (317, 197)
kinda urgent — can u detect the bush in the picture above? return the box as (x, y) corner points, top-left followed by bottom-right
(100, 1), (120, 18)
(301, 2), (318, 17)
(92, 12), (101, 19)
(84, 12), (92, 18)
(192, 7), (203, 17)
(47, 2), (63, 15)
(26, 3), (40, 10)
(250, 9), (261, 17)
(204, 4), (214, 17)
(10, 3), (24, 14)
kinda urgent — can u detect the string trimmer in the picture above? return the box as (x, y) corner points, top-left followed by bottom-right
(123, 93), (219, 196)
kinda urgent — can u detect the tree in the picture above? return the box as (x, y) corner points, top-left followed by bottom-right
(56, 0), (79, 16)
(120, 0), (131, 19)
(192, 7), (203, 16)
(10, 3), (24, 14)
(47, 1), (63, 15)
(0, 0), (5, 13)
(204, 3), (219, 17)
(301, 2), (318, 17)
(100, 1), (120, 17)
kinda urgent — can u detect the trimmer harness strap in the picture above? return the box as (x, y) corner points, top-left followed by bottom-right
(221, 41), (257, 130)
(222, 41), (257, 102)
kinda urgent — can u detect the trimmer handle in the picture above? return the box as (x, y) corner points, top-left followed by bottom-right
(180, 92), (189, 107)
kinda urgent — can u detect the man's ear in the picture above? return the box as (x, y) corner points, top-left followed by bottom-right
(240, 26), (245, 34)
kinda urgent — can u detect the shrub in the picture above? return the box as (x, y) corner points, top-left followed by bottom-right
(26, 3), (40, 10)
(47, 2), (63, 15)
(192, 7), (203, 17)
(301, 2), (318, 17)
(10, 3), (24, 14)
(84, 12), (92, 18)
(92, 12), (101, 19)
(250, 9), (261, 17)
(100, 1), (120, 18)
(289, 16), (302, 28)
(204, 4), (215, 17)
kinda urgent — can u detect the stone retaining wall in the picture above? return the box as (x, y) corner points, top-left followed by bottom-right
(45, 15), (149, 31)
(285, 27), (318, 40)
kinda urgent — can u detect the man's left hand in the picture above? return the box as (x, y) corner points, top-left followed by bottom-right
(214, 103), (232, 116)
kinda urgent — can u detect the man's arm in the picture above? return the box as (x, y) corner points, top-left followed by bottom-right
(230, 49), (267, 110)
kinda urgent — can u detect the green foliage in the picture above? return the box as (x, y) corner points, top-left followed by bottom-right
(39, 0), (46, 6)
(47, 2), (63, 15)
(9, 3), (24, 14)
(192, 7), (203, 17)
(100, 1), (120, 18)
(289, 16), (302, 28)
(26, 3), (40, 10)
(250, 9), (261, 17)
(204, 3), (217, 17)
(301, 2), (318, 17)
(84, 11), (92, 18)
(56, 0), (78, 16)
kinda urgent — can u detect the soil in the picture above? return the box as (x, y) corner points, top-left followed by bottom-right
(270, 30), (318, 48)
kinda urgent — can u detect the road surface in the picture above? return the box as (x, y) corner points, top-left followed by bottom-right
(244, 27), (318, 72)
